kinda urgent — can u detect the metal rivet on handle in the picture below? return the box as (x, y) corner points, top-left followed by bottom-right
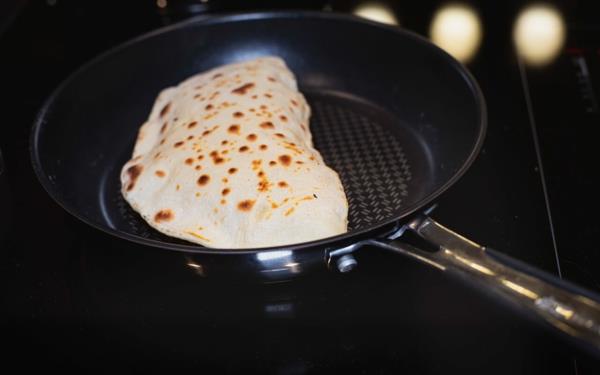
(337, 254), (358, 273)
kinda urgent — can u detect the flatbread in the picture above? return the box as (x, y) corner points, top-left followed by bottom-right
(120, 57), (348, 248)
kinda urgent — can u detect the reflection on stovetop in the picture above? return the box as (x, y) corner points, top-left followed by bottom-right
(2, 0), (600, 373)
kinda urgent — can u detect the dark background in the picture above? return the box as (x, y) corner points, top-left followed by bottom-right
(2, 0), (600, 373)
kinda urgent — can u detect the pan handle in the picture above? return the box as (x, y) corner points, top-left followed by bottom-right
(368, 214), (600, 352)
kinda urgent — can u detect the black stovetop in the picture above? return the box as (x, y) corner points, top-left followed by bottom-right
(2, 0), (600, 373)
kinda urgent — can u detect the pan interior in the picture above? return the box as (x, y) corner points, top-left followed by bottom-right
(100, 90), (432, 245)
(33, 13), (485, 250)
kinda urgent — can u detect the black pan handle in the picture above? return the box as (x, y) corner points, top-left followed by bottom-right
(367, 215), (600, 353)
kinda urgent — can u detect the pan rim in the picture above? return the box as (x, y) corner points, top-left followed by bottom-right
(30, 10), (487, 255)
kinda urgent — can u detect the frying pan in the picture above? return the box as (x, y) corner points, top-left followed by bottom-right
(31, 12), (600, 351)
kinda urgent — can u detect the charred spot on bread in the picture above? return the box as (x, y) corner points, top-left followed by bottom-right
(197, 174), (210, 186)
(260, 121), (274, 129)
(278, 155), (292, 166)
(159, 103), (171, 118)
(126, 165), (143, 191)
(237, 200), (255, 211)
(154, 209), (174, 222)
(258, 180), (270, 192)
(231, 83), (255, 95)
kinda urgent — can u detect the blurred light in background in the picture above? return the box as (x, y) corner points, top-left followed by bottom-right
(156, 0), (167, 9)
(429, 3), (482, 63)
(513, 4), (566, 66)
(353, 2), (399, 26)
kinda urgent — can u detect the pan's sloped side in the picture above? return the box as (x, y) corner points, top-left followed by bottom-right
(31, 11), (486, 255)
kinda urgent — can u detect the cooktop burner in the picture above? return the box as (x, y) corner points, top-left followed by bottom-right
(2, 0), (599, 373)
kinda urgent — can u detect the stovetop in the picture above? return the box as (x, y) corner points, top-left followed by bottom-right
(2, 0), (600, 373)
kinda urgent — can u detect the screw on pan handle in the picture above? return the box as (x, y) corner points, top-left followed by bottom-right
(336, 254), (358, 273)
(326, 242), (366, 273)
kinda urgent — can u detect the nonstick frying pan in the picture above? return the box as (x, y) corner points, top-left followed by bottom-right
(31, 12), (600, 351)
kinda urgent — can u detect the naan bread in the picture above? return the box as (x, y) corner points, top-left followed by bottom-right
(120, 57), (348, 248)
